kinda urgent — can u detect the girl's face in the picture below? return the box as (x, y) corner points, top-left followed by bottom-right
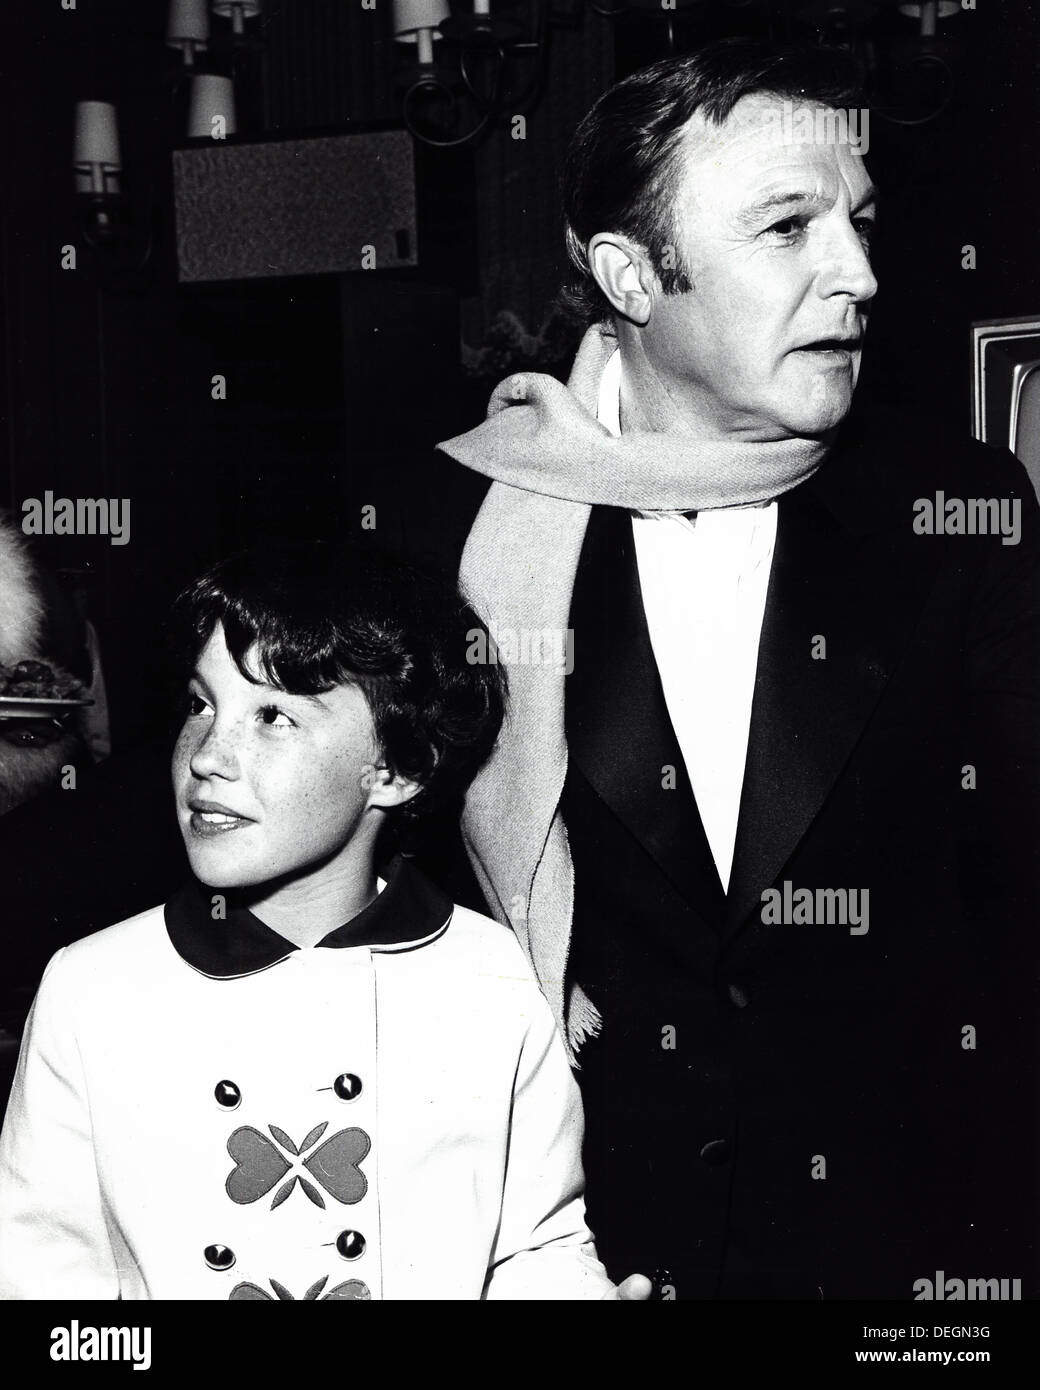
(172, 622), (385, 891)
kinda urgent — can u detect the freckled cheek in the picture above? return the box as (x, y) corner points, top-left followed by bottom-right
(277, 745), (366, 833)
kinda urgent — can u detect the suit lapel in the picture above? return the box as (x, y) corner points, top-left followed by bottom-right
(725, 474), (940, 939)
(562, 407), (946, 940)
(566, 506), (726, 917)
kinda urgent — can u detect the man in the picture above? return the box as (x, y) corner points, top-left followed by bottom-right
(409, 40), (1040, 1299)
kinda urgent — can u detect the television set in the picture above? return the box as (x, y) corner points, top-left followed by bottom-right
(971, 316), (1040, 499)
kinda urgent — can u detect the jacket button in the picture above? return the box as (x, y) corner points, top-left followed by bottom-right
(336, 1230), (366, 1261)
(214, 1080), (241, 1109)
(726, 983), (750, 1009)
(204, 1244), (236, 1270)
(699, 1139), (731, 1166)
(334, 1073), (362, 1102)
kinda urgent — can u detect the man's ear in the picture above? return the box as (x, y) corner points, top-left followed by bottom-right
(587, 233), (658, 326)
(362, 762), (422, 812)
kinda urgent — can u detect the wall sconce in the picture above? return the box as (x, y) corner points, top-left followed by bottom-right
(73, 101), (121, 198)
(393, 0), (451, 69)
(395, 0), (552, 147)
(883, 0), (959, 125)
(73, 101), (123, 246)
(211, 1), (263, 41)
(898, 1), (960, 38)
(187, 74), (238, 139)
(440, 0), (524, 44)
(166, 0), (210, 68)
(73, 101), (156, 271)
(164, 0), (263, 139)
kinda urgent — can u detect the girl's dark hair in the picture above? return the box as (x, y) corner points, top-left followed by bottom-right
(561, 38), (866, 327)
(173, 543), (506, 821)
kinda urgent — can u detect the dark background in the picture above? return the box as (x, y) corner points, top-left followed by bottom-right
(1, 0), (1038, 751)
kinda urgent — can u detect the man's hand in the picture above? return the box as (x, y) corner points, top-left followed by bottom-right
(601, 1273), (653, 1300)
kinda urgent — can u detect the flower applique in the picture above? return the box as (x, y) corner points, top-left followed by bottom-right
(230, 1275), (370, 1301)
(225, 1123), (370, 1209)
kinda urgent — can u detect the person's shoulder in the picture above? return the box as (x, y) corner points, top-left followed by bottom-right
(854, 403), (1027, 485)
(439, 900), (541, 988)
(56, 901), (173, 976)
(812, 400), (1038, 535)
(25, 904), (175, 1033)
(387, 855), (536, 984)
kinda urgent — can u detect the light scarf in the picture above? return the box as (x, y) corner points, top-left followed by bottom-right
(437, 321), (827, 1058)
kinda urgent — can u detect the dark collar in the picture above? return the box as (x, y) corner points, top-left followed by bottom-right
(165, 854), (454, 979)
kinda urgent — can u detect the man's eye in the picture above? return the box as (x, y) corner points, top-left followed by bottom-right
(853, 218), (876, 247)
(766, 218), (805, 240)
(187, 692), (210, 717)
(259, 705), (295, 729)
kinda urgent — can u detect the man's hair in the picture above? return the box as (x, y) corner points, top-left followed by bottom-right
(173, 544), (505, 821)
(561, 38), (866, 326)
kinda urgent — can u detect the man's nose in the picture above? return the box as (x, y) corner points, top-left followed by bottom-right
(188, 720), (240, 782)
(815, 221), (878, 305)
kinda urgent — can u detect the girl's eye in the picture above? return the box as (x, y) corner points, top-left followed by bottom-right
(187, 691), (210, 717)
(259, 705), (295, 729)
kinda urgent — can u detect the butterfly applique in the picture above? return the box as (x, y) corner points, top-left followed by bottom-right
(230, 1274), (370, 1301)
(225, 1123), (370, 1209)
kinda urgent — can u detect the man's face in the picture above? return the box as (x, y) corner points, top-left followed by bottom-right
(640, 92), (878, 439)
(172, 623), (382, 890)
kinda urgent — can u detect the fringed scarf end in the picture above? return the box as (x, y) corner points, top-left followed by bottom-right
(566, 981), (603, 1067)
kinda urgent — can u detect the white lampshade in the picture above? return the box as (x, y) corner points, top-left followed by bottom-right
(212, 0), (262, 35)
(897, 1), (960, 15)
(393, 0), (450, 40)
(393, 0), (449, 65)
(167, 0), (210, 44)
(898, 0), (959, 34)
(73, 102), (121, 194)
(187, 75), (237, 138)
(74, 101), (121, 169)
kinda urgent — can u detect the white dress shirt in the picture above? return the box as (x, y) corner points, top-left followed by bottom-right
(596, 349), (777, 891)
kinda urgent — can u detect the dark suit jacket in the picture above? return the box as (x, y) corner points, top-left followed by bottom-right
(2, 404), (1037, 1301)
(397, 402), (1040, 1299)
(557, 410), (1040, 1300)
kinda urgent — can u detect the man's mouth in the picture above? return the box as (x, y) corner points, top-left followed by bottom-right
(795, 336), (862, 354)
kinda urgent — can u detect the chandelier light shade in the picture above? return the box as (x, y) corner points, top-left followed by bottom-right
(393, 0), (451, 66)
(73, 101), (122, 196)
(167, 0), (210, 63)
(212, 1), (263, 37)
(897, 0), (960, 35)
(187, 74), (237, 139)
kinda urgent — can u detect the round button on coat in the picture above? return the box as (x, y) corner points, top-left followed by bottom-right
(336, 1230), (366, 1261)
(204, 1244), (236, 1271)
(333, 1073), (362, 1102)
(214, 1080), (241, 1109)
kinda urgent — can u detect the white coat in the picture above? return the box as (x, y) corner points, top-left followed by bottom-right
(0, 858), (613, 1300)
